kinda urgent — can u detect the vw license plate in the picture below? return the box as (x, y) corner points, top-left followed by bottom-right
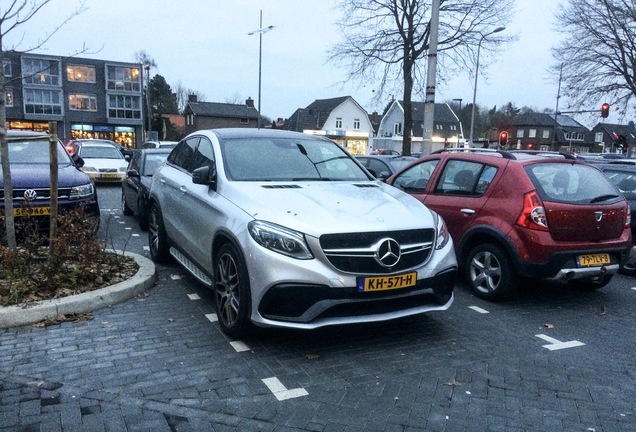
(357, 272), (417, 292)
(576, 253), (610, 267)
(14, 206), (50, 217)
(101, 173), (118, 179)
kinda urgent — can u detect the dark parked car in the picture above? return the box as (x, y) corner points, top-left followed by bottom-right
(387, 148), (632, 300)
(0, 130), (100, 237)
(355, 155), (417, 180)
(371, 148), (401, 156)
(148, 129), (457, 337)
(122, 148), (171, 230)
(598, 161), (636, 276)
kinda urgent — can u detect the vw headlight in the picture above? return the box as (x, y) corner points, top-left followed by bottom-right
(69, 183), (95, 200)
(248, 221), (313, 259)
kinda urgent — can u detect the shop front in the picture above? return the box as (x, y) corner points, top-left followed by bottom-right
(304, 129), (371, 155)
(70, 124), (137, 149)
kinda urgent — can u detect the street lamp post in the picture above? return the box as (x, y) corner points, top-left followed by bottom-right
(248, 10), (275, 129)
(468, 26), (505, 146)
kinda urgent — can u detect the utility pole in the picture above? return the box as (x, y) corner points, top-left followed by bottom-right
(422, 0), (440, 155)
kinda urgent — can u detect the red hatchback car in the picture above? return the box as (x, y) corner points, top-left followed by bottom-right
(387, 149), (632, 300)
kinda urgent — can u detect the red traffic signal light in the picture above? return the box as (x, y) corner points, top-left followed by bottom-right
(499, 131), (508, 146)
(601, 103), (610, 118)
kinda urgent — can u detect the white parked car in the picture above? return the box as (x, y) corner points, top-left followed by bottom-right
(148, 129), (457, 337)
(77, 142), (129, 182)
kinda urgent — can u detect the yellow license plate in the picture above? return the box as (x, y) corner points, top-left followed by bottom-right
(577, 253), (611, 267)
(101, 173), (118, 178)
(357, 272), (417, 292)
(14, 206), (50, 217)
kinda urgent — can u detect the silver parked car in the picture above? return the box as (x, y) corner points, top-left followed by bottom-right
(148, 129), (457, 337)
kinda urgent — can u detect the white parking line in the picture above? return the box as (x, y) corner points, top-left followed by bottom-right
(262, 377), (308, 401)
(468, 306), (489, 314)
(131, 233), (140, 237)
(170, 275), (182, 280)
(535, 334), (585, 351)
(205, 313), (218, 322)
(230, 341), (250, 352)
(187, 293), (200, 300)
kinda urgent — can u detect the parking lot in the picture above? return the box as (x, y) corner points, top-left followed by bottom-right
(1, 184), (635, 432)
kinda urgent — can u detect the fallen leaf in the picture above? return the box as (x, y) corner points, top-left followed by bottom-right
(598, 305), (607, 316)
(544, 323), (554, 329)
(445, 379), (461, 387)
(305, 353), (320, 360)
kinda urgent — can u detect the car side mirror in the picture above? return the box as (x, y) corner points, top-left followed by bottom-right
(72, 154), (85, 168)
(127, 169), (140, 178)
(192, 165), (217, 189)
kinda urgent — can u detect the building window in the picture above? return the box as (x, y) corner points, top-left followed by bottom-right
(108, 94), (142, 119)
(595, 132), (603, 143)
(450, 125), (457, 131)
(240, 118), (249, 124)
(5, 89), (13, 107)
(394, 122), (402, 135)
(542, 129), (550, 139)
(22, 58), (61, 86)
(186, 113), (194, 126)
(335, 117), (342, 128)
(529, 129), (537, 138)
(106, 65), (140, 92)
(516, 129), (524, 138)
(67, 65), (96, 83)
(69, 94), (97, 111)
(353, 118), (360, 130)
(24, 88), (62, 115)
(3, 59), (11, 77)
(436, 124), (443, 130)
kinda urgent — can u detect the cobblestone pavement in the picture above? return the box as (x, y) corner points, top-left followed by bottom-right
(1, 186), (635, 431)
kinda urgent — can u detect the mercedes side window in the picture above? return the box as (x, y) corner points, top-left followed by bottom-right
(168, 137), (200, 173)
(192, 137), (215, 171)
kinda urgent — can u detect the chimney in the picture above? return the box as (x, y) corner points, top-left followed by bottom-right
(188, 94), (198, 102)
(246, 97), (254, 108)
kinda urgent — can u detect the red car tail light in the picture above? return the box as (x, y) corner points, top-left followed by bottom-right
(516, 191), (549, 231)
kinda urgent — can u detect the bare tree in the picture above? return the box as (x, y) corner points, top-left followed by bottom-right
(552, 0), (636, 116)
(1, 0), (86, 249)
(329, 0), (514, 155)
(173, 80), (206, 113)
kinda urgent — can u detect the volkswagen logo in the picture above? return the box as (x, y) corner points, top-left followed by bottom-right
(375, 238), (401, 268)
(23, 189), (38, 202)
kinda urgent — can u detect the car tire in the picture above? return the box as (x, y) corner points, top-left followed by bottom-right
(619, 245), (636, 276)
(465, 243), (517, 301)
(122, 192), (133, 216)
(148, 203), (170, 263)
(213, 243), (252, 338)
(569, 274), (613, 291)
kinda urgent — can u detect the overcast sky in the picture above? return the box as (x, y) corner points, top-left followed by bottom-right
(6, 0), (597, 126)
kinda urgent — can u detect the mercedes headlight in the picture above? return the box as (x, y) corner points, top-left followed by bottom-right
(248, 221), (313, 259)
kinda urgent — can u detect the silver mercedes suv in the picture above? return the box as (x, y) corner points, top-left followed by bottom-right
(147, 129), (457, 337)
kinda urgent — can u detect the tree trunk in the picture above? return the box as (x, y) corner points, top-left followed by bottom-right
(0, 41), (17, 249)
(401, 54), (413, 156)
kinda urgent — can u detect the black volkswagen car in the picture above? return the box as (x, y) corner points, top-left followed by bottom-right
(0, 130), (100, 237)
(121, 148), (171, 230)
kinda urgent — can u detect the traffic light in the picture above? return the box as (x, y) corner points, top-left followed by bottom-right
(617, 134), (627, 148)
(601, 103), (610, 118)
(499, 131), (508, 146)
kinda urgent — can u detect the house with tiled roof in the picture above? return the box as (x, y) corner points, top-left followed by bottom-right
(509, 112), (593, 152)
(183, 96), (259, 134)
(373, 101), (463, 154)
(284, 96), (373, 155)
(591, 122), (636, 155)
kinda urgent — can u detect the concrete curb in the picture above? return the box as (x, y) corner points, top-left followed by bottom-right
(0, 251), (156, 329)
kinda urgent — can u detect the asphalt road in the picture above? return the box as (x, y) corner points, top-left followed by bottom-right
(1, 183), (635, 432)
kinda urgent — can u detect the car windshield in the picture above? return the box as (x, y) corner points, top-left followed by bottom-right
(4, 139), (72, 165)
(220, 137), (369, 181)
(525, 163), (621, 204)
(602, 169), (636, 200)
(81, 146), (123, 159)
(143, 154), (168, 176)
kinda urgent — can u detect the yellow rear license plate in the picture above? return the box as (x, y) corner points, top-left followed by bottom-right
(357, 272), (417, 292)
(101, 173), (118, 178)
(14, 206), (50, 217)
(577, 253), (610, 267)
